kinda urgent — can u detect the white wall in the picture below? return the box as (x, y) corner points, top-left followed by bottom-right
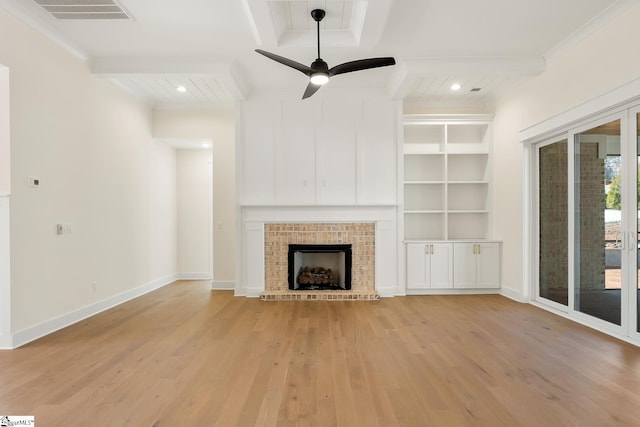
(0, 196), (10, 348)
(0, 64), (9, 348)
(152, 109), (236, 285)
(0, 9), (177, 341)
(493, 1), (640, 298)
(0, 64), (8, 194)
(177, 149), (212, 278)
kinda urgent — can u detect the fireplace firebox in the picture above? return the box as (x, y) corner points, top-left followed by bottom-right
(288, 244), (352, 290)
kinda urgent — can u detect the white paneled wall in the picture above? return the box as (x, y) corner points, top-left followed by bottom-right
(239, 96), (400, 206)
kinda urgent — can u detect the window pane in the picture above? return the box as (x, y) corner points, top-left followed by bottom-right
(575, 119), (621, 325)
(539, 140), (568, 305)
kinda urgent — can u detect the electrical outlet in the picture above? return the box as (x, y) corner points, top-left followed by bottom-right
(92, 281), (97, 292)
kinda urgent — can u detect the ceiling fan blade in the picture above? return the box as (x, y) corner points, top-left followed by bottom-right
(255, 49), (312, 75)
(302, 81), (322, 99)
(329, 57), (396, 76)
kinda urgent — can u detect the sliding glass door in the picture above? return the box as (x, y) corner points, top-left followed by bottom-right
(574, 118), (622, 326)
(536, 110), (640, 338)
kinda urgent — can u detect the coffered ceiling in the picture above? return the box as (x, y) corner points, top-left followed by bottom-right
(0, 0), (635, 109)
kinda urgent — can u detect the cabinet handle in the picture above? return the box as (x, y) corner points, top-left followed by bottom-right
(472, 244), (476, 255)
(477, 244), (481, 255)
(431, 244), (434, 255)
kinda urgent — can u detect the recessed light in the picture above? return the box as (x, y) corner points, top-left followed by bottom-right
(451, 83), (461, 91)
(176, 86), (187, 92)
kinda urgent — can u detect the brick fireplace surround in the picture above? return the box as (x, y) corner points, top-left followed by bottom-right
(263, 223), (377, 300)
(238, 205), (398, 298)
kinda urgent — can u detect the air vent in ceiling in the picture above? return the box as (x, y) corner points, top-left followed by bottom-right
(33, 0), (132, 20)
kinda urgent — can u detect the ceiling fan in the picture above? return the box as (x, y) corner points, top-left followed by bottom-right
(255, 9), (396, 99)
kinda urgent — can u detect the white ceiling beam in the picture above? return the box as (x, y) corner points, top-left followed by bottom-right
(389, 57), (546, 100)
(358, 0), (393, 49)
(90, 57), (237, 76)
(91, 57), (249, 102)
(241, 0), (279, 47)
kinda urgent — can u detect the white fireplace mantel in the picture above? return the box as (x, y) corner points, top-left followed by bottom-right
(236, 205), (399, 297)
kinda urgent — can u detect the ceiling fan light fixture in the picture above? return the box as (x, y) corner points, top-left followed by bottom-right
(310, 73), (329, 85)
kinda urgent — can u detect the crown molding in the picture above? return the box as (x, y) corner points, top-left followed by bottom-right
(0, 0), (88, 61)
(544, 0), (639, 64)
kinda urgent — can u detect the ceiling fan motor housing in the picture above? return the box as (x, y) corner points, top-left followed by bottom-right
(311, 58), (329, 73)
(311, 9), (326, 22)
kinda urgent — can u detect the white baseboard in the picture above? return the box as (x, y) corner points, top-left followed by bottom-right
(10, 273), (178, 349)
(245, 287), (263, 298)
(405, 288), (501, 296)
(210, 281), (235, 290)
(377, 288), (397, 297)
(500, 286), (527, 303)
(178, 272), (211, 280)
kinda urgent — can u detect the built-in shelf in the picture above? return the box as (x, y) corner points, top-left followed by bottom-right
(402, 114), (493, 241)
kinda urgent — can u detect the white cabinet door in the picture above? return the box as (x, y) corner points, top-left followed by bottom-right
(430, 243), (453, 289)
(406, 243), (453, 289)
(476, 242), (500, 288)
(406, 243), (427, 289)
(453, 243), (478, 288)
(454, 242), (501, 289)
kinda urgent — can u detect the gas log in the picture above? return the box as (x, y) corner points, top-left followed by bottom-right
(297, 266), (335, 285)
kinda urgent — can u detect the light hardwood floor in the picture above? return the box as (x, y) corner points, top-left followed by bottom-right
(2, 281), (640, 426)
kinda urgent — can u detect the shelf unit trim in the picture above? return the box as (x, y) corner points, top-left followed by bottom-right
(448, 210), (490, 214)
(405, 181), (446, 184)
(447, 181), (489, 184)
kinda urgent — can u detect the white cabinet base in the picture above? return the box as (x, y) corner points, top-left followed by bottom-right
(406, 240), (501, 294)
